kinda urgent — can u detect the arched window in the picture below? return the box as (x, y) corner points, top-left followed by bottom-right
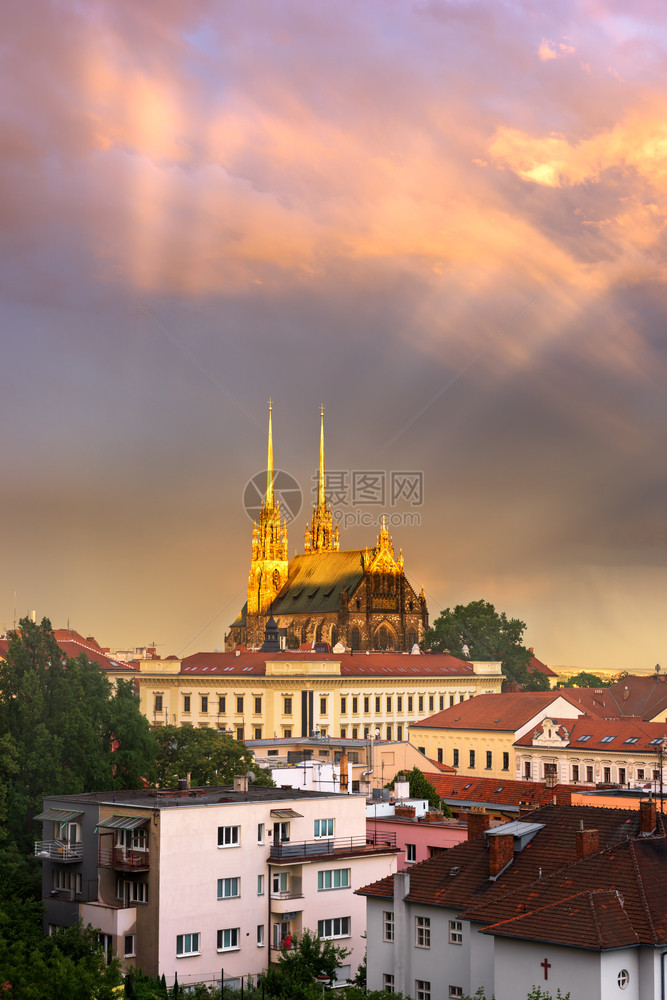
(331, 626), (339, 647)
(374, 624), (395, 651)
(315, 621), (323, 643)
(273, 569), (282, 590)
(301, 624), (308, 644)
(406, 628), (417, 650)
(349, 625), (361, 651)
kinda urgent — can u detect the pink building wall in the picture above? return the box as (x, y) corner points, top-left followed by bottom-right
(365, 815), (468, 870)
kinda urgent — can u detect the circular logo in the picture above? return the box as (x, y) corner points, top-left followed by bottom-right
(243, 469), (303, 525)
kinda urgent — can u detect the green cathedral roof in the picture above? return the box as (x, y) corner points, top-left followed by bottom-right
(271, 549), (366, 615)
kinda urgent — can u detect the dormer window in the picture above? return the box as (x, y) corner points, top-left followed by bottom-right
(600, 736), (616, 744)
(576, 735), (592, 742)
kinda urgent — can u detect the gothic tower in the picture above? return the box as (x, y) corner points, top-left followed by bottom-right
(304, 406), (340, 554)
(246, 402), (289, 615)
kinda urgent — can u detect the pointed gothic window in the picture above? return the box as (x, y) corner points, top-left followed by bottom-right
(349, 626), (361, 651)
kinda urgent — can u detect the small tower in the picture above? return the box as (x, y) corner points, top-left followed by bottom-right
(246, 401), (289, 615)
(304, 405), (340, 553)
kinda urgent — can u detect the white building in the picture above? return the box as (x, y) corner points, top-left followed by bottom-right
(35, 778), (398, 989)
(358, 800), (667, 1000)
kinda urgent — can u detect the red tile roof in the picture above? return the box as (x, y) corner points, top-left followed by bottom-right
(515, 715), (667, 753)
(423, 773), (575, 810)
(356, 803), (665, 922)
(180, 650), (476, 677)
(527, 654), (557, 678)
(410, 691), (590, 732)
(0, 635), (136, 673)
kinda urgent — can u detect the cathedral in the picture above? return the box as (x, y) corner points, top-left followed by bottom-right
(226, 405), (428, 652)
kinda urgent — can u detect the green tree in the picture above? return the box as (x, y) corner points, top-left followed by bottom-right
(560, 671), (612, 688)
(423, 599), (547, 691)
(152, 724), (274, 788)
(385, 767), (451, 815)
(260, 929), (349, 1000)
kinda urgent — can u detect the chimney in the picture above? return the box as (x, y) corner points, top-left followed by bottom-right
(488, 833), (514, 879)
(339, 751), (349, 793)
(395, 805), (416, 819)
(233, 774), (249, 793)
(553, 786), (572, 806)
(422, 810), (444, 823)
(640, 796), (657, 836)
(576, 822), (600, 859)
(467, 807), (491, 840)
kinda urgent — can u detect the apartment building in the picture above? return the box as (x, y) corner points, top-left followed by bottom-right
(35, 780), (398, 989)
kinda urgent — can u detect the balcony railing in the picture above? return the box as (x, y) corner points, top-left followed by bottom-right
(98, 846), (150, 871)
(34, 840), (83, 862)
(270, 831), (396, 859)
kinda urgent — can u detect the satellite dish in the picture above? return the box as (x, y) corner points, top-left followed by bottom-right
(247, 771), (256, 782)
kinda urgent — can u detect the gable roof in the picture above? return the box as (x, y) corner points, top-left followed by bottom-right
(270, 550), (368, 615)
(410, 692), (585, 733)
(356, 804), (665, 920)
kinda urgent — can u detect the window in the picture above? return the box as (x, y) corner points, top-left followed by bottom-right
(415, 916), (431, 948)
(408, 696), (413, 713)
(624, 736), (639, 744)
(177, 933), (200, 957)
(386, 696), (392, 712)
(236, 726), (244, 741)
(257, 924), (264, 947)
(364, 697), (370, 713)
(318, 917), (350, 939)
(619, 767), (626, 784)
(397, 696), (402, 712)
(486, 751), (492, 770)
(340, 727), (347, 738)
(418, 695), (424, 712)
(428, 696), (434, 712)
(437, 748), (443, 763)
(617, 970), (629, 989)
(502, 752), (509, 771)
(449, 920), (463, 944)
(257, 874), (264, 895)
(383, 911), (394, 942)
(124, 935), (135, 958)
(284, 697), (292, 715)
(217, 877), (240, 899)
(217, 928), (239, 952)
(183, 695), (191, 713)
(272, 871), (288, 894)
(352, 727), (358, 739)
(314, 818), (334, 839)
(273, 821), (290, 842)
(375, 697), (381, 713)
(415, 980), (431, 1000)
(341, 696), (347, 714)
(154, 695), (163, 713)
(254, 696), (262, 714)
(406, 843), (416, 863)
(386, 725), (392, 741)
(397, 725), (403, 741)
(649, 738), (664, 745)
(604, 767), (611, 783)
(320, 697), (327, 715)
(236, 696), (244, 714)
(600, 735), (616, 743)
(469, 750), (475, 768)
(453, 749), (459, 767)
(318, 868), (350, 890)
(576, 734), (592, 742)
(524, 761), (532, 779)
(352, 696), (358, 714)
(132, 881), (148, 903)
(383, 974), (395, 993)
(99, 933), (113, 964)
(449, 989), (463, 999)
(439, 696), (444, 711)
(53, 870), (82, 895)
(449, 695), (454, 707)
(572, 764), (579, 782)
(363, 727), (369, 739)
(218, 695), (226, 714)
(201, 696), (208, 713)
(218, 826), (240, 848)
(283, 728), (292, 738)
(254, 727), (262, 740)
(586, 765), (594, 782)
(637, 768), (645, 780)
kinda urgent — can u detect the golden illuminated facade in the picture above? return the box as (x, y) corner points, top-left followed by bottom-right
(246, 402), (289, 616)
(227, 406), (428, 651)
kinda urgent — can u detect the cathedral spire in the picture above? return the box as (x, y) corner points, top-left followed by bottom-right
(305, 404), (339, 554)
(266, 399), (274, 509)
(318, 404), (326, 508)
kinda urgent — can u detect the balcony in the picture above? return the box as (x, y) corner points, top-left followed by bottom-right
(269, 831), (396, 861)
(98, 847), (150, 871)
(34, 840), (83, 862)
(271, 875), (303, 900)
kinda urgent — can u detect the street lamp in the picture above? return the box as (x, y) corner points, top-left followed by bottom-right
(316, 974), (330, 1000)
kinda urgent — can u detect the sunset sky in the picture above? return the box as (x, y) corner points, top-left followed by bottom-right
(2, 0), (667, 671)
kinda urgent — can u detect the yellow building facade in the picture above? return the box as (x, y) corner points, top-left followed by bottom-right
(137, 652), (504, 742)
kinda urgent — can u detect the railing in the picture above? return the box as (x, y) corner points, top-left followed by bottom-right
(270, 831), (396, 859)
(98, 846), (150, 871)
(34, 840), (83, 862)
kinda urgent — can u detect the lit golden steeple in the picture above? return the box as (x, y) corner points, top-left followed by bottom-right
(247, 401), (288, 616)
(304, 405), (339, 553)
